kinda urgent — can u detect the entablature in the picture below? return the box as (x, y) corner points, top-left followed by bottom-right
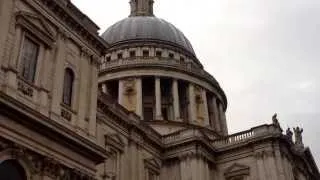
(0, 91), (107, 165)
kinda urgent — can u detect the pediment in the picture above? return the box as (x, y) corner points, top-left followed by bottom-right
(105, 133), (125, 152)
(144, 158), (161, 173)
(224, 163), (250, 178)
(15, 11), (55, 47)
(16, 11), (54, 36)
(106, 133), (124, 145)
(145, 158), (161, 168)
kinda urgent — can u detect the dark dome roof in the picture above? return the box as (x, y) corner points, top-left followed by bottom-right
(101, 16), (196, 56)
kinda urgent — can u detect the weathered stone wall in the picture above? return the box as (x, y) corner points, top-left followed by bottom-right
(0, 0), (102, 137)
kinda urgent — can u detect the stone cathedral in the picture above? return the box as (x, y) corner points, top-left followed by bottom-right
(0, 0), (319, 179)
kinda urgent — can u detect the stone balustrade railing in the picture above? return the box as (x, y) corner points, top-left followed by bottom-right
(162, 128), (206, 145)
(162, 124), (282, 147)
(99, 58), (219, 86)
(212, 124), (282, 148)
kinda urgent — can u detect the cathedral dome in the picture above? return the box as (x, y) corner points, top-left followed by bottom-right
(101, 16), (196, 56)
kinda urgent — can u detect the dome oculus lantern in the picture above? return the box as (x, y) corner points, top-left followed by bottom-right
(101, 0), (197, 57)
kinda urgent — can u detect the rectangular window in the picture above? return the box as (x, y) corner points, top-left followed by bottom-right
(106, 56), (111, 62)
(143, 50), (149, 57)
(156, 51), (162, 57)
(20, 37), (39, 82)
(130, 51), (136, 57)
(117, 53), (123, 59)
(143, 107), (154, 121)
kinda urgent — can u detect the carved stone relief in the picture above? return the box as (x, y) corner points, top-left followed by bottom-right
(0, 139), (95, 180)
(122, 78), (137, 112)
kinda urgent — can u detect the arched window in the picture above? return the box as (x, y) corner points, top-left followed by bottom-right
(62, 68), (75, 106)
(0, 160), (27, 180)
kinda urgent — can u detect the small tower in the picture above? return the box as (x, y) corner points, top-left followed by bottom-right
(130, 0), (154, 16)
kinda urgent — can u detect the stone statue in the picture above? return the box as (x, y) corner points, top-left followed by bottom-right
(286, 128), (293, 141)
(293, 127), (304, 147)
(272, 113), (280, 127)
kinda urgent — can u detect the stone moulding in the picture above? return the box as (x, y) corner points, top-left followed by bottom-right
(15, 11), (55, 48)
(36, 0), (108, 54)
(0, 91), (107, 164)
(224, 163), (250, 179)
(0, 140), (96, 179)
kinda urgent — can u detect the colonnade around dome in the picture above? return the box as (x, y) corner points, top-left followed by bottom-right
(99, 46), (228, 136)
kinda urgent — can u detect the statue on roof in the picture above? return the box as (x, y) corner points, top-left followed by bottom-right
(272, 113), (280, 127)
(293, 127), (304, 149)
(286, 128), (293, 141)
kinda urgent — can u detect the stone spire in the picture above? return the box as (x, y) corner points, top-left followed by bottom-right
(129, 0), (154, 17)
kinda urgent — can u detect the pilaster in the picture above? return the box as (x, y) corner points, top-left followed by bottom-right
(50, 32), (67, 120)
(88, 58), (98, 136)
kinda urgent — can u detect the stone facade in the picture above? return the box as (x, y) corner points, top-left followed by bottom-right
(0, 0), (319, 180)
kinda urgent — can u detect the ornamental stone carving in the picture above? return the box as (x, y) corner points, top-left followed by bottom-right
(0, 140), (95, 180)
(123, 78), (136, 95)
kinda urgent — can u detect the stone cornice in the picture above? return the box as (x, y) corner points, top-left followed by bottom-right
(164, 141), (216, 163)
(97, 92), (163, 151)
(145, 120), (222, 137)
(0, 91), (107, 164)
(0, 139), (96, 179)
(96, 93), (320, 178)
(32, 0), (108, 55)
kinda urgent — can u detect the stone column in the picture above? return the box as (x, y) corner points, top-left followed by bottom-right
(201, 89), (210, 126)
(212, 96), (221, 132)
(188, 83), (196, 123)
(219, 103), (228, 135)
(172, 79), (181, 121)
(136, 78), (143, 119)
(88, 59), (99, 136)
(118, 80), (124, 105)
(155, 77), (163, 120)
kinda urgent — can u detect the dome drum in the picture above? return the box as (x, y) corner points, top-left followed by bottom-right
(100, 75), (228, 135)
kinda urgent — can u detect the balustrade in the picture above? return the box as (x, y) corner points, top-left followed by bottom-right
(212, 124), (282, 148)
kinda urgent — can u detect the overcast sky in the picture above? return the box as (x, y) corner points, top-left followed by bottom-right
(72, 0), (320, 165)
